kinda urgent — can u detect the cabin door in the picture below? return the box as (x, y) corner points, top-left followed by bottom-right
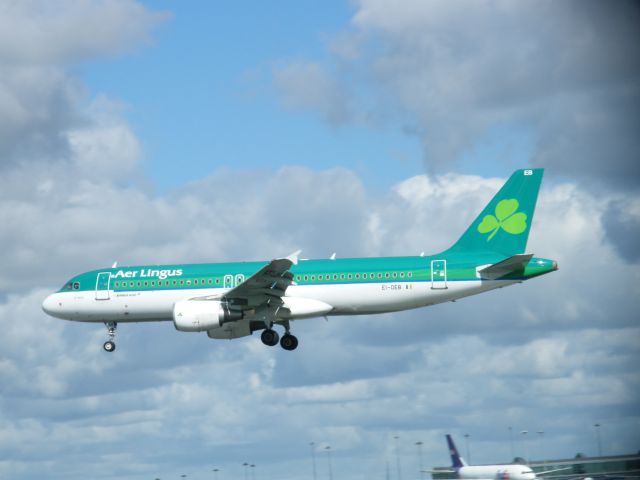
(95, 272), (111, 300)
(430, 260), (448, 290)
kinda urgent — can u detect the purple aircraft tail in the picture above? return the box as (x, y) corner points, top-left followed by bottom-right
(446, 434), (466, 468)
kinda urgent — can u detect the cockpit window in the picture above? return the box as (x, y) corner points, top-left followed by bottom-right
(60, 280), (80, 291)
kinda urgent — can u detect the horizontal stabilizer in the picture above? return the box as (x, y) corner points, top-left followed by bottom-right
(478, 254), (533, 280)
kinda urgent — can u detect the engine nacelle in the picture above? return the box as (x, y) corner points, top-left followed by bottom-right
(173, 300), (243, 332)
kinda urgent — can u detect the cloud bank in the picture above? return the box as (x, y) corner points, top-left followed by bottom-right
(0, 1), (638, 480)
(275, 0), (640, 190)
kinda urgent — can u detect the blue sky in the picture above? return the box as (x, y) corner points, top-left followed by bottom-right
(0, 1), (638, 479)
(78, 1), (425, 192)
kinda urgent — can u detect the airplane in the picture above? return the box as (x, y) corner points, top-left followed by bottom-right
(428, 434), (569, 480)
(42, 168), (558, 352)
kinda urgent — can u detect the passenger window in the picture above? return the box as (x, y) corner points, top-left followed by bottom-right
(378, 273), (382, 278)
(340, 274), (345, 279)
(408, 272), (413, 278)
(333, 274), (338, 280)
(151, 281), (155, 287)
(304, 275), (309, 281)
(400, 272), (405, 278)
(180, 280), (184, 285)
(194, 279), (198, 285)
(363, 273), (367, 279)
(348, 274), (352, 279)
(186, 280), (191, 285)
(216, 278), (220, 284)
(392, 272), (397, 278)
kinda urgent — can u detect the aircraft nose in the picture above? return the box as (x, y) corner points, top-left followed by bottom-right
(42, 294), (60, 317)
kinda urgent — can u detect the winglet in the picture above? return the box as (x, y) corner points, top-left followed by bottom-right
(286, 249), (302, 265)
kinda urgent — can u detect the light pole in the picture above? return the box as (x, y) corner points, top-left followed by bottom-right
(520, 431), (529, 464)
(250, 464), (256, 480)
(212, 468), (219, 480)
(537, 431), (545, 467)
(464, 434), (471, 464)
(243, 462), (249, 480)
(394, 435), (403, 480)
(509, 427), (514, 461)
(310, 442), (317, 480)
(325, 445), (333, 480)
(594, 424), (602, 457)
(416, 441), (424, 480)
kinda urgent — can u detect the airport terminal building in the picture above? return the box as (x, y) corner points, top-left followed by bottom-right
(530, 453), (640, 479)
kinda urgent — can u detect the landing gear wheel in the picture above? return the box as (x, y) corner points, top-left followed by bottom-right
(261, 329), (280, 347)
(103, 321), (117, 353)
(280, 334), (298, 351)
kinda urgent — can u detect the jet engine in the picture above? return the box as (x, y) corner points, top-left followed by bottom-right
(173, 300), (243, 332)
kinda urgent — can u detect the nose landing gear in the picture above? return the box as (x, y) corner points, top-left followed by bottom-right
(103, 322), (117, 352)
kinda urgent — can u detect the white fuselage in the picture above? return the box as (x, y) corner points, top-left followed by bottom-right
(458, 465), (537, 480)
(42, 279), (516, 323)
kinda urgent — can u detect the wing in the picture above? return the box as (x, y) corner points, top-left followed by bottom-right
(537, 468), (573, 476)
(195, 250), (300, 312)
(224, 249), (300, 308)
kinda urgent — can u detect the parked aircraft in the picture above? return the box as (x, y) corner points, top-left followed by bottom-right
(430, 434), (569, 480)
(42, 169), (557, 352)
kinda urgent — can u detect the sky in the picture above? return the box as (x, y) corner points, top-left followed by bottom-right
(0, 1), (639, 479)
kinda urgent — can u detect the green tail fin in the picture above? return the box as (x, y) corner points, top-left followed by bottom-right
(446, 169), (544, 256)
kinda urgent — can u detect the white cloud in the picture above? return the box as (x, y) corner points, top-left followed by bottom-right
(0, 0), (169, 65)
(2, 167), (639, 479)
(0, 1), (638, 478)
(273, 61), (353, 125)
(274, 0), (640, 188)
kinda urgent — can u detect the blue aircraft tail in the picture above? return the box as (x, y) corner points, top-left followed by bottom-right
(446, 434), (467, 468)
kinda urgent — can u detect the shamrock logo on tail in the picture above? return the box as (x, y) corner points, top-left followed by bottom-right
(477, 199), (528, 241)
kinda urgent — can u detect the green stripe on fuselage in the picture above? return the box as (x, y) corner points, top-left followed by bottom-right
(58, 253), (556, 294)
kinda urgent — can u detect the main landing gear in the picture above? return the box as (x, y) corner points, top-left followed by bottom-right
(103, 321), (117, 352)
(260, 321), (298, 351)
